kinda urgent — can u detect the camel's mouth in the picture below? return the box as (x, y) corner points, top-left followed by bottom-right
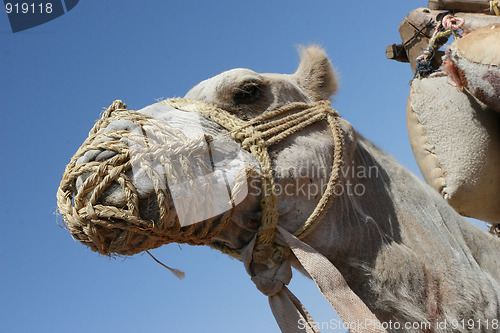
(59, 98), (347, 256)
(58, 100), (258, 256)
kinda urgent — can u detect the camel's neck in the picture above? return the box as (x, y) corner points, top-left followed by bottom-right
(213, 128), (500, 324)
(292, 136), (500, 324)
(291, 137), (403, 269)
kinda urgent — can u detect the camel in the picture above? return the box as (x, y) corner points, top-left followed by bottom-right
(69, 46), (500, 332)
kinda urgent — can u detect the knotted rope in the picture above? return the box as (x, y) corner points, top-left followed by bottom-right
(58, 98), (386, 332)
(164, 98), (345, 263)
(414, 14), (465, 80)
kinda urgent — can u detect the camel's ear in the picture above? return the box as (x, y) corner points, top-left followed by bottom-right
(293, 46), (338, 101)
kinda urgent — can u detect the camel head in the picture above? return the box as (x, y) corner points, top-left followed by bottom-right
(62, 46), (356, 255)
(59, 45), (500, 331)
(185, 46), (338, 119)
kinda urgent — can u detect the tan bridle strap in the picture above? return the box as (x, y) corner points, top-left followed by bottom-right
(164, 98), (343, 250)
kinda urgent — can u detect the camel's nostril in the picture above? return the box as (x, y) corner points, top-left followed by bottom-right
(76, 148), (118, 165)
(76, 149), (101, 165)
(96, 150), (118, 162)
(75, 148), (123, 206)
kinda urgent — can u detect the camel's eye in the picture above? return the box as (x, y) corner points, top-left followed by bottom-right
(233, 81), (263, 105)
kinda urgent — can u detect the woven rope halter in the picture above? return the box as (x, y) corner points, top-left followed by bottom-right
(57, 98), (345, 261)
(166, 98), (346, 263)
(57, 98), (388, 333)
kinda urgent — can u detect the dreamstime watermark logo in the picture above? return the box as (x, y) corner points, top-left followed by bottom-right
(4, 0), (79, 33)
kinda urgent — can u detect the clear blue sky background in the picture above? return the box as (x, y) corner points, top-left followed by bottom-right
(0, 1), (487, 332)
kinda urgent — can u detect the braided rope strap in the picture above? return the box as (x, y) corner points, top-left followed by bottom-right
(165, 99), (345, 259)
(57, 98), (386, 332)
(165, 99), (386, 333)
(414, 14), (465, 80)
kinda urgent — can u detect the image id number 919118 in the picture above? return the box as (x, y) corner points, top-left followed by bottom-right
(3, 1), (78, 33)
(6, 2), (53, 14)
(437, 318), (499, 331)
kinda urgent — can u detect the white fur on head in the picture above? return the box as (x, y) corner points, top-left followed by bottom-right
(293, 46), (338, 101)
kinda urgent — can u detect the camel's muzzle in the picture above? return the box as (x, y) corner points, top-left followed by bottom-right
(57, 100), (256, 255)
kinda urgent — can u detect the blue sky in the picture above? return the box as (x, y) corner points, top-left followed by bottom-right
(1, 1), (485, 332)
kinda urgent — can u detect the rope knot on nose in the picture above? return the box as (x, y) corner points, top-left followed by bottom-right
(241, 137), (261, 151)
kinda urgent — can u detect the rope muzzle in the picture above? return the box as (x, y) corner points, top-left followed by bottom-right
(57, 98), (387, 333)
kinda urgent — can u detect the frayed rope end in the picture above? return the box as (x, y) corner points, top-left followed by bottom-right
(146, 250), (186, 280)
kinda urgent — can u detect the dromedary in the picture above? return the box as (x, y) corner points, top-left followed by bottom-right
(74, 46), (500, 332)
